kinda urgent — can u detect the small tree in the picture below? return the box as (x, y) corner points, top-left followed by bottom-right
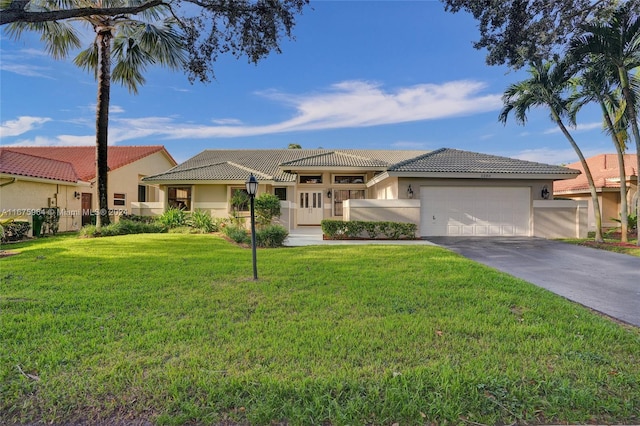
(255, 193), (281, 226)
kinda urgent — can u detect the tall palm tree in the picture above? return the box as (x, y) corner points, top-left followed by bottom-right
(571, 1), (640, 244)
(570, 64), (631, 242)
(499, 60), (605, 242)
(7, 0), (185, 229)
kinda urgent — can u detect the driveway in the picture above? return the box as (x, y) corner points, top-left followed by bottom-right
(427, 237), (640, 327)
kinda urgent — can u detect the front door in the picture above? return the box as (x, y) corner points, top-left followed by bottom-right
(298, 191), (324, 225)
(81, 193), (92, 226)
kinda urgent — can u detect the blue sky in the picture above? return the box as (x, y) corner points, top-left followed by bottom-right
(0, 0), (622, 164)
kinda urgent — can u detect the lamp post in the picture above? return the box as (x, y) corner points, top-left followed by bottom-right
(245, 174), (259, 280)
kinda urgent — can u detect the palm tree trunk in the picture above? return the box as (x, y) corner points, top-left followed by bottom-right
(599, 102), (628, 242)
(618, 66), (640, 245)
(95, 24), (113, 230)
(553, 113), (604, 242)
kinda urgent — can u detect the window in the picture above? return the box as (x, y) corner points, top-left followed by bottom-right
(274, 187), (287, 201)
(168, 187), (191, 210)
(113, 193), (126, 206)
(299, 175), (323, 184)
(334, 175), (365, 184)
(138, 185), (146, 202)
(230, 188), (250, 212)
(333, 189), (365, 216)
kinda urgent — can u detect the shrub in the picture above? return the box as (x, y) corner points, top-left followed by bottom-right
(1, 221), (31, 242)
(255, 193), (282, 226)
(79, 220), (166, 238)
(223, 225), (250, 244)
(321, 220), (417, 240)
(188, 210), (215, 233)
(157, 207), (188, 228)
(120, 213), (156, 224)
(256, 224), (288, 248)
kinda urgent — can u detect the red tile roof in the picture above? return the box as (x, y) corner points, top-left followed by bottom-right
(0, 149), (80, 182)
(0, 146), (175, 182)
(554, 153), (637, 193)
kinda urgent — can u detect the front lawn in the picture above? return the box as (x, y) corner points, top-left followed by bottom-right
(1, 234), (639, 425)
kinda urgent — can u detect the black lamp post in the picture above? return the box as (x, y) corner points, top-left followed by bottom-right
(245, 173), (259, 280)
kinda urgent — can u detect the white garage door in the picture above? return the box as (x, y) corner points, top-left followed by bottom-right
(420, 187), (531, 237)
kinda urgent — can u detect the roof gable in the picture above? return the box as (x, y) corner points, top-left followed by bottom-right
(0, 146), (175, 181)
(0, 149), (80, 183)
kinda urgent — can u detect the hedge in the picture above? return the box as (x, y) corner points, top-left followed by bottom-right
(321, 219), (417, 240)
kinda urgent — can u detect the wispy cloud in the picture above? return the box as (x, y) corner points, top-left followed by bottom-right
(510, 147), (605, 166)
(0, 63), (54, 79)
(3, 80), (504, 146)
(2, 134), (95, 147)
(543, 122), (603, 135)
(0, 116), (51, 137)
(105, 79), (503, 141)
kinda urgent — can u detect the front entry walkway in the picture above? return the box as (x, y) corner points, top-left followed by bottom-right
(283, 227), (437, 247)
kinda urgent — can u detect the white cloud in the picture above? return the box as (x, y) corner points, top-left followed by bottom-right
(3, 134), (95, 147)
(0, 116), (51, 137)
(212, 118), (244, 125)
(510, 147), (606, 166)
(102, 79), (503, 141)
(543, 122), (603, 135)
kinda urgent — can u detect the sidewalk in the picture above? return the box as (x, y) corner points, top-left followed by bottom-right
(283, 226), (437, 246)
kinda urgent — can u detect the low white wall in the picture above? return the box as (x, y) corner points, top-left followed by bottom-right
(344, 199), (421, 229)
(130, 202), (165, 216)
(533, 200), (588, 239)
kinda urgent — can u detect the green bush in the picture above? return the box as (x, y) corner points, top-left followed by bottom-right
(157, 207), (188, 228)
(256, 224), (289, 248)
(188, 210), (216, 233)
(1, 221), (31, 242)
(120, 213), (156, 224)
(321, 219), (417, 240)
(79, 220), (166, 238)
(255, 193), (282, 226)
(223, 225), (250, 244)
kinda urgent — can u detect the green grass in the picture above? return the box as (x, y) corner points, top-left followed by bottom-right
(1, 234), (639, 425)
(560, 235), (640, 257)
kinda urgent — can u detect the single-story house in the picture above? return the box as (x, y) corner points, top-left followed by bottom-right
(144, 148), (586, 238)
(553, 153), (638, 230)
(0, 145), (176, 233)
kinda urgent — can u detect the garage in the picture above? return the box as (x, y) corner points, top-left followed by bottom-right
(420, 186), (531, 237)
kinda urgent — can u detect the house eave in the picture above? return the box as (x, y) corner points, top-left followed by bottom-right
(387, 171), (580, 180)
(0, 173), (89, 186)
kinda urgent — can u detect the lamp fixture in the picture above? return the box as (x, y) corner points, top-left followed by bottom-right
(327, 189), (332, 198)
(73, 191), (81, 199)
(245, 174), (259, 280)
(541, 185), (550, 200)
(407, 185), (414, 199)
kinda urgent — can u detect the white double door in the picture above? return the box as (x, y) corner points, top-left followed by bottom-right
(298, 191), (324, 225)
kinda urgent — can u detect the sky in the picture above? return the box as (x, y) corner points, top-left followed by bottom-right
(0, 0), (625, 165)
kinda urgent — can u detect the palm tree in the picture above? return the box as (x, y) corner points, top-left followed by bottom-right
(570, 64), (631, 242)
(7, 0), (185, 229)
(571, 1), (640, 244)
(499, 60), (605, 242)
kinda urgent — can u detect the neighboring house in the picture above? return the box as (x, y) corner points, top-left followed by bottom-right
(0, 146), (176, 233)
(553, 153), (638, 231)
(144, 148), (584, 238)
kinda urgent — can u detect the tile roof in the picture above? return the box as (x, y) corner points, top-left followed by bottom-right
(388, 148), (581, 175)
(0, 149), (80, 182)
(1, 146), (175, 181)
(554, 153), (638, 193)
(145, 148), (578, 183)
(144, 149), (429, 182)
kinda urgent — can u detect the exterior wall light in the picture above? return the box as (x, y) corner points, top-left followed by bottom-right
(407, 185), (414, 199)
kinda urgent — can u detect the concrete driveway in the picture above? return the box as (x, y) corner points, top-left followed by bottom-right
(427, 237), (640, 327)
